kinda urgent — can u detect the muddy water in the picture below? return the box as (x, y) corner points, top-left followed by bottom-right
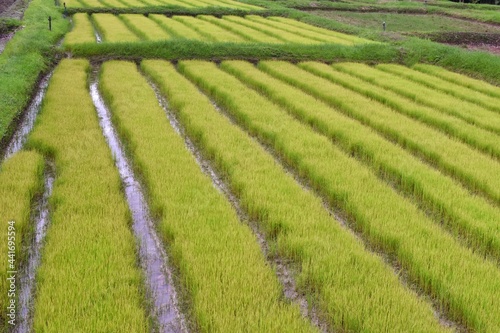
(144, 74), (328, 333)
(89, 69), (186, 333)
(14, 162), (54, 333)
(2, 72), (52, 161)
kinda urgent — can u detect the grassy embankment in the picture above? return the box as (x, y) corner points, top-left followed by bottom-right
(221, 60), (500, 262)
(26, 59), (150, 333)
(142, 59), (448, 333)
(179, 60), (500, 333)
(0, 0), (68, 146)
(99, 60), (318, 333)
(0, 152), (44, 332)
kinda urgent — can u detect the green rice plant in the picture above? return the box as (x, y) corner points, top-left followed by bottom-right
(189, 0), (247, 10)
(0, 151), (44, 331)
(377, 64), (500, 115)
(336, 63), (500, 135)
(92, 13), (140, 42)
(26, 59), (149, 332)
(64, 13), (95, 46)
(178, 60), (500, 333)
(221, 60), (500, 262)
(63, 0), (86, 8)
(78, 0), (106, 7)
(245, 15), (354, 45)
(214, 0), (262, 10)
(120, 14), (172, 40)
(224, 15), (320, 44)
(153, 0), (195, 7)
(149, 14), (202, 39)
(0, 0), (68, 144)
(99, 60), (316, 333)
(200, 15), (282, 43)
(268, 16), (372, 44)
(413, 64), (500, 99)
(260, 62), (500, 206)
(173, 16), (247, 42)
(144, 59), (448, 333)
(116, 0), (151, 7)
(99, 0), (129, 7)
(297, 62), (500, 160)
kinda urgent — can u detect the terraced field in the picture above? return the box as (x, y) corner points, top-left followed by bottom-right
(2, 0), (500, 331)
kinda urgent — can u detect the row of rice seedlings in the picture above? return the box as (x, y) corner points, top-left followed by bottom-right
(158, 0), (197, 7)
(172, 16), (247, 42)
(413, 64), (500, 99)
(199, 16), (283, 43)
(190, 0), (247, 9)
(337, 63), (500, 135)
(214, 0), (261, 10)
(246, 16), (353, 45)
(64, 13), (95, 45)
(0, 151), (44, 328)
(99, 0), (129, 7)
(120, 14), (172, 40)
(64, 0), (86, 8)
(221, 60), (500, 262)
(268, 17), (371, 44)
(178, 60), (500, 333)
(301, 62), (500, 160)
(77, 0), (106, 7)
(99, 60), (316, 333)
(259, 62), (500, 206)
(26, 59), (149, 332)
(378, 64), (500, 114)
(143, 59), (448, 333)
(92, 13), (139, 42)
(224, 15), (320, 44)
(149, 14), (203, 39)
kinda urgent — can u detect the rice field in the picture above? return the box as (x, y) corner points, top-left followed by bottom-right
(64, 14), (374, 45)
(2, 0), (500, 330)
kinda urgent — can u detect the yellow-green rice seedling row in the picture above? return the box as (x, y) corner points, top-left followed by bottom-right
(99, 60), (316, 333)
(78, 0), (106, 7)
(27, 59), (149, 333)
(65, 13), (96, 45)
(413, 64), (500, 99)
(223, 15), (321, 44)
(172, 16), (247, 42)
(63, 0), (87, 8)
(199, 16), (283, 43)
(260, 62), (500, 206)
(221, 60), (500, 261)
(92, 14), (139, 42)
(144, 59), (448, 333)
(179, 60), (500, 333)
(211, 0), (261, 10)
(0, 151), (44, 328)
(120, 14), (172, 40)
(301, 62), (500, 161)
(149, 14), (203, 39)
(379, 64), (500, 114)
(246, 16), (354, 45)
(99, 0), (128, 8)
(155, 0), (197, 8)
(268, 17), (372, 44)
(337, 63), (500, 135)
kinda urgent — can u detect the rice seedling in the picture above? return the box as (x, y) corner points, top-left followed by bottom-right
(336, 63), (500, 135)
(246, 15), (354, 45)
(0, 151), (44, 330)
(92, 14), (140, 42)
(99, 60), (316, 333)
(179, 60), (500, 333)
(224, 15), (320, 44)
(173, 16), (247, 42)
(149, 14), (203, 39)
(413, 64), (500, 99)
(64, 13), (95, 46)
(200, 15), (283, 43)
(302, 62), (500, 160)
(379, 64), (500, 114)
(268, 16), (373, 44)
(120, 14), (172, 40)
(260, 61), (500, 206)
(221, 60), (500, 262)
(78, 0), (106, 7)
(26, 59), (149, 333)
(144, 59), (448, 333)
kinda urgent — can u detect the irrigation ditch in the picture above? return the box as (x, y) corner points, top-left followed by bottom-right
(177, 63), (467, 333)
(90, 65), (187, 333)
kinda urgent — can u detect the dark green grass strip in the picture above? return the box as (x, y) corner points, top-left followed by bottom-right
(179, 60), (500, 333)
(143, 59), (448, 333)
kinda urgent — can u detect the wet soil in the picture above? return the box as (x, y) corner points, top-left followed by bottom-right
(0, 30), (15, 54)
(90, 67), (187, 333)
(0, 0), (29, 20)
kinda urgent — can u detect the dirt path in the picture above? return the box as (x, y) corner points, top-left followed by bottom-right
(0, 0), (29, 19)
